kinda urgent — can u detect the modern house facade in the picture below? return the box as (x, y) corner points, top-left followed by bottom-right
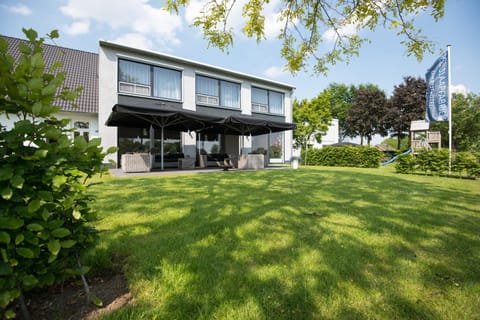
(99, 40), (295, 168)
(2, 35), (296, 170)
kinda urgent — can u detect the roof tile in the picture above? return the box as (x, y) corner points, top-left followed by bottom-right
(2, 35), (98, 114)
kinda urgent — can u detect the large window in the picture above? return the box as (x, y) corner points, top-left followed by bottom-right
(118, 59), (182, 100)
(196, 75), (240, 108)
(252, 87), (284, 114)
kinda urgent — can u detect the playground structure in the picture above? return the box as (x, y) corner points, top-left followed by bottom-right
(381, 120), (442, 166)
(410, 120), (441, 153)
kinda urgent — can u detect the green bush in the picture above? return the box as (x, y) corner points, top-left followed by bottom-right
(395, 153), (416, 174)
(395, 149), (480, 178)
(303, 146), (382, 168)
(0, 29), (115, 318)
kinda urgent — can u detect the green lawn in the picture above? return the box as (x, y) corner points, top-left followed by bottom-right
(90, 166), (480, 319)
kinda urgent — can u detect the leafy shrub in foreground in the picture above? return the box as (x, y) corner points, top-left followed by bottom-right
(0, 29), (115, 318)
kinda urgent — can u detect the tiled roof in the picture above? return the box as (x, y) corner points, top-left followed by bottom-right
(2, 35), (98, 114)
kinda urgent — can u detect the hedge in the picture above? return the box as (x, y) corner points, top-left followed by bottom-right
(302, 146), (383, 168)
(395, 149), (480, 178)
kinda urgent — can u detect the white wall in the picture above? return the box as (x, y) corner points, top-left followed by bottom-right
(1, 112), (97, 138)
(98, 46), (120, 165)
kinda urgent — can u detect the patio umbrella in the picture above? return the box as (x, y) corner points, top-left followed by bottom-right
(199, 114), (296, 136)
(106, 104), (224, 170)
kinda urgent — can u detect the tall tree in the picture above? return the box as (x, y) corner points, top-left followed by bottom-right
(345, 85), (388, 145)
(387, 76), (427, 149)
(326, 83), (356, 142)
(293, 92), (332, 163)
(430, 93), (480, 152)
(167, 0), (445, 74)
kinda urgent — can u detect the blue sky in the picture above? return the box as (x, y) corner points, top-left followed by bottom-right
(1, 0), (479, 101)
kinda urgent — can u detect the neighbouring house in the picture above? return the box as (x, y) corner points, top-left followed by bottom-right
(2, 35), (99, 142)
(2, 35), (296, 170)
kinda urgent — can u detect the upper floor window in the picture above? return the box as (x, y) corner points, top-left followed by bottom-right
(196, 75), (240, 108)
(252, 87), (284, 114)
(118, 59), (181, 100)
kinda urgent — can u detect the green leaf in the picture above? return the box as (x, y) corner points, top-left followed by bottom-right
(48, 254), (57, 263)
(47, 240), (61, 256)
(0, 167), (14, 181)
(0, 232), (11, 244)
(76, 265), (90, 275)
(51, 228), (71, 238)
(74, 135), (88, 150)
(5, 309), (17, 319)
(28, 78), (43, 92)
(16, 247), (35, 258)
(60, 239), (76, 248)
(10, 175), (24, 189)
(26, 223), (44, 231)
(41, 83), (57, 96)
(0, 262), (12, 276)
(15, 234), (24, 245)
(0, 218), (24, 230)
(72, 210), (81, 220)
(1, 187), (13, 200)
(34, 149), (48, 158)
(88, 138), (101, 148)
(52, 175), (67, 190)
(18, 42), (32, 54)
(22, 274), (39, 287)
(31, 52), (44, 69)
(0, 290), (15, 308)
(47, 219), (64, 229)
(23, 28), (38, 43)
(90, 292), (104, 307)
(27, 199), (41, 213)
(32, 102), (43, 115)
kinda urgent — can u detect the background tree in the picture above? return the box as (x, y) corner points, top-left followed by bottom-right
(326, 83), (356, 142)
(386, 76), (427, 149)
(293, 92), (332, 164)
(167, 0), (445, 74)
(430, 93), (480, 152)
(0, 29), (114, 318)
(345, 85), (388, 145)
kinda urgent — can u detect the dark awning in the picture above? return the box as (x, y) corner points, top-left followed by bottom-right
(105, 104), (296, 136)
(105, 104), (224, 132)
(199, 114), (296, 136)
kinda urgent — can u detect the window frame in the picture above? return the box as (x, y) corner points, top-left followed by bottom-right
(251, 86), (285, 115)
(117, 58), (182, 101)
(195, 74), (241, 109)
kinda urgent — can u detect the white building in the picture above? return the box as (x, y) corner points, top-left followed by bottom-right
(2, 35), (296, 170)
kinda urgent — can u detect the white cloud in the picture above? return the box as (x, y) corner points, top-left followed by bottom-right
(4, 4), (32, 15)
(264, 65), (287, 78)
(60, 0), (182, 47)
(63, 20), (90, 35)
(322, 23), (358, 42)
(451, 84), (469, 95)
(113, 33), (154, 51)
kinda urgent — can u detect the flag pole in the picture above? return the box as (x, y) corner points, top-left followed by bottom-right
(447, 44), (452, 174)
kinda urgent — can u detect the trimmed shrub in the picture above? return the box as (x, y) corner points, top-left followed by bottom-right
(303, 146), (382, 168)
(395, 149), (480, 179)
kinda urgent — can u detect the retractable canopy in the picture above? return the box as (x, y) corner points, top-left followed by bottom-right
(106, 104), (296, 136)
